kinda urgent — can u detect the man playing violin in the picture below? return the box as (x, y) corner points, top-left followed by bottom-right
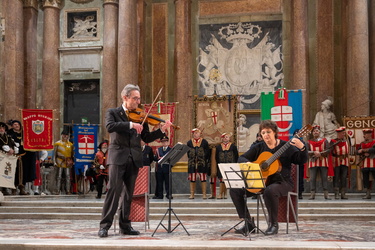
(98, 84), (172, 238)
(230, 120), (308, 236)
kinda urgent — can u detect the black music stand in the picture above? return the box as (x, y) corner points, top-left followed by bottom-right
(219, 163), (267, 239)
(152, 143), (190, 237)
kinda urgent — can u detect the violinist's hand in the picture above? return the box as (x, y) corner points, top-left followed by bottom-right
(161, 120), (172, 133)
(133, 123), (143, 134)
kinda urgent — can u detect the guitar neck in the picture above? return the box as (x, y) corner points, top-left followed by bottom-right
(265, 137), (295, 165)
(260, 124), (312, 170)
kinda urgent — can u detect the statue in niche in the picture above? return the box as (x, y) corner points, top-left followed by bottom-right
(313, 98), (340, 141)
(70, 15), (97, 39)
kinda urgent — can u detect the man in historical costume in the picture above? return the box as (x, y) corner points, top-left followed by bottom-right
(214, 132), (238, 199)
(0, 122), (16, 154)
(313, 98), (340, 140)
(357, 128), (375, 199)
(307, 125), (334, 200)
(186, 128), (211, 199)
(98, 84), (172, 238)
(8, 120), (36, 195)
(331, 127), (350, 199)
(54, 130), (74, 195)
(93, 140), (109, 199)
(0, 122), (18, 195)
(154, 135), (172, 199)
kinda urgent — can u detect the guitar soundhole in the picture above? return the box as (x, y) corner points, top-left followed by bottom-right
(260, 161), (269, 171)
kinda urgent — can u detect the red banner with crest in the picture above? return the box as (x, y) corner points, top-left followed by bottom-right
(22, 109), (54, 151)
(143, 102), (177, 152)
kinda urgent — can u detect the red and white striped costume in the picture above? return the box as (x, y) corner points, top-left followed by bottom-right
(308, 138), (329, 168)
(331, 139), (349, 167)
(359, 140), (375, 168)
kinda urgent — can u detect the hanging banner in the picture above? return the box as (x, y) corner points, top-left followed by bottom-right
(143, 102), (177, 151)
(22, 109), (54, 151)
(0, 151), (18, 188)
(261, 88), (303, 141)
(72, 124), (98, 175)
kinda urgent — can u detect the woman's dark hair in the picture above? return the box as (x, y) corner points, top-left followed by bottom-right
(259, 120), (279, 138)
(98, 140), (109, 150)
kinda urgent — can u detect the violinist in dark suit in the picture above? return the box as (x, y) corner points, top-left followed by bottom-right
(98, 84), (172, 238)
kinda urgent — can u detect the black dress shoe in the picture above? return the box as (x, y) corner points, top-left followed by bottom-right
(265, 223), (279, 235)
(166, 195), (173, 199)
(120, 226), (140, 235)
(152, 196), (163, 199)
(98, 228), (108, 238)
(234, 218), (255, 235)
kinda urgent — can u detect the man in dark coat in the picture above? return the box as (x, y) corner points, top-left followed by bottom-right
(98, 84), (172, 238)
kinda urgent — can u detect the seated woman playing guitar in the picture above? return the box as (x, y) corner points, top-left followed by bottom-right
(230, 120), (309, 236)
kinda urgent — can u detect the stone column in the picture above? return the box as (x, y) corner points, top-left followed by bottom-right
(347, 0), (370, 116)
(291, 0), (309, 125)
(316, 0), (334, 105)
(137, 0), (146, 90)
(102, 0), (119, 138)
(369, 0), (375, 114)
(41, 0), (62, 140)
(3, 0), (24, 122)
(118, 0), (138, 93)
(23, 0), (39, 109)
(174, 0), (192, 144)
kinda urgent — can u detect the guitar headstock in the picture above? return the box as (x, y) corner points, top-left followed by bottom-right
(295, 124), (313, 138)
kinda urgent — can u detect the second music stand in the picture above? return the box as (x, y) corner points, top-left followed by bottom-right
(152, 143), (190, 237)
(219, 162), (267, 239)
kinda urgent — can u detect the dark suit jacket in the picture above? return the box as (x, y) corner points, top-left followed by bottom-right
(106, 106), (165, 167)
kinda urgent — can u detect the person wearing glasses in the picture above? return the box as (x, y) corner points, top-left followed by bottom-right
(98, 84), (172, 238)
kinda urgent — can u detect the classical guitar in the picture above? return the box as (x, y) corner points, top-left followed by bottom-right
(247, 124), (313, 193)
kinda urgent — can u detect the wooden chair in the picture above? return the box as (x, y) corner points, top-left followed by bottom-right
(277, 163), (299, 233)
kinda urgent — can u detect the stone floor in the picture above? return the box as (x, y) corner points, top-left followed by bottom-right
(0, 195), (375, 249)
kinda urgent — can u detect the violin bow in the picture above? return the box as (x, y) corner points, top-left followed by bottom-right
(140, 87), (163, 127)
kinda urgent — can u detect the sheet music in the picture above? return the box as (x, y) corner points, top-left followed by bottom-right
(218, 163), (265, 190)
(240, 162), (265, 189)
(218, 163), (245, 189)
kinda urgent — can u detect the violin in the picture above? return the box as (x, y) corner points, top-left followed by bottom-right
(128, 108), (180, 130)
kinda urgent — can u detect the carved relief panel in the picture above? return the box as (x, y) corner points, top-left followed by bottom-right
(64, 8), (100, 41)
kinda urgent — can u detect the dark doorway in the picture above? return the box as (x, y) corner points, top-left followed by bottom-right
(64, 79), (100, 124)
